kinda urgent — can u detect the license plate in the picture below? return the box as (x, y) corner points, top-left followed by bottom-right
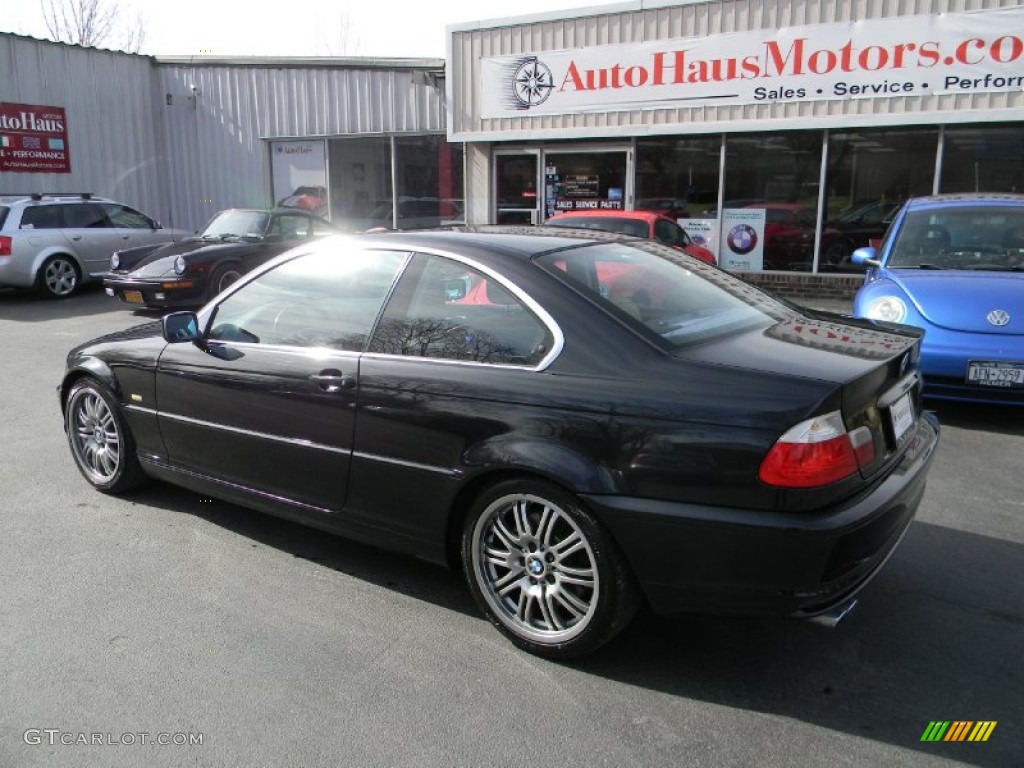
(123, 290), (143, 304)
(889, 393), (914, 442)
(967, 361), (1024, 388)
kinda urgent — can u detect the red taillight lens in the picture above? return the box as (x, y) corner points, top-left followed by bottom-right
(0, 236), (12, 257)
(759, 411), (873, 489)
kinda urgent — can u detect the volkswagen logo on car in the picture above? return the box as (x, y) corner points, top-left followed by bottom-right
(986, 309), (1010, 327)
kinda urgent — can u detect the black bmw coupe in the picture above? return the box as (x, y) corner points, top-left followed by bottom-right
(62, 227), (939, 658)
(104, 208), (337, 308)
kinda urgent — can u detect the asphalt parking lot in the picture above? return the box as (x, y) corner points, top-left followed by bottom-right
(1, 285), (1021, 768)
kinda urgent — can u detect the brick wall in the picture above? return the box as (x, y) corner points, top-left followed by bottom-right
(736, 272), (863, 301)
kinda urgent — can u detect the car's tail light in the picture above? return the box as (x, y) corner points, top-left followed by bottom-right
(0, 236), (12, 257)
(759, 411), (876, 489)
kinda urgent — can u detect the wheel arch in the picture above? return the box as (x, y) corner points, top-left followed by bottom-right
(60, 360), (120, 415)
(32, 248), (83, 281)
(443, 438), (620, 572)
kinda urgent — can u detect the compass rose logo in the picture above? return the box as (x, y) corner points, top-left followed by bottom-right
(511, 58), (555, 109)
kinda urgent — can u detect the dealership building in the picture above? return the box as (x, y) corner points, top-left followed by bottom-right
(3, 0), (1024, 296)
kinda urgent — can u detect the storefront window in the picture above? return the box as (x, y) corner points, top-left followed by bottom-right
(394, 136), (465, 229)
(940, 123), (1024, 195)
(720, 131), (823, 272)
(543, 150), (627, 219)
(327, 135), (463, 231)
(821, 128), (937, 271)
(635, 137), (721, 220)
(328, 136), (393, 231)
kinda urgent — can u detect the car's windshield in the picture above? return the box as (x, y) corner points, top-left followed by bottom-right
(535, 241), (782, 348)
(201, 210), (271, 240)
(887, 206), (1024, 271)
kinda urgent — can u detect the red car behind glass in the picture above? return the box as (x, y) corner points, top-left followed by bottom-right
(543, 210), (717, 265)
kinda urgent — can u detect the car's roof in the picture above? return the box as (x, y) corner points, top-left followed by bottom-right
(350, 224), (644, 259)
(547, 209), (664, 222)
(905, 193), (1024, 210)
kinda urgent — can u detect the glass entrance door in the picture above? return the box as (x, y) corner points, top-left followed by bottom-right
(494, 151), (541, 224)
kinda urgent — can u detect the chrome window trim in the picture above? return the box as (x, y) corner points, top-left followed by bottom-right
(376, 248), (565, 372)
(358, 351), (541, 372)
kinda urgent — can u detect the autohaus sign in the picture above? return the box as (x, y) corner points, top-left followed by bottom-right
(0, 102), (71, 173)
(481, 7), (1024, 118)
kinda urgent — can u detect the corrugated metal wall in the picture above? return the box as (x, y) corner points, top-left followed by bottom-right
(158, 64), (446, 231)
(450, 0), (1024, 141)
(0, 35), (170, 226)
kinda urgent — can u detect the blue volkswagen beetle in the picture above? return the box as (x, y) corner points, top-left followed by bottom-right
(852, 194), (1024, 405)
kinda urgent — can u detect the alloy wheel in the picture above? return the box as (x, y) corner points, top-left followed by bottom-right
(471, 493), (599, 644)
(68, 388), (121, 484)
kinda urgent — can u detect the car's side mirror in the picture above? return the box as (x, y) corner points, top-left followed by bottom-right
(151, 219), (162, 230)
(851, 247), (881, 268)
(162, 311), (202, 343)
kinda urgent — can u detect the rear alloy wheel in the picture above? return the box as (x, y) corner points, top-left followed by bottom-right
(37, 255), (80, 298)
(208, 263), (243, 300)
(65, 379), (146, 493)
(463, 479), (639, 659)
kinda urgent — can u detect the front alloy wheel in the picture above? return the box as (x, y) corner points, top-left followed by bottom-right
(65, 379), (145, 493)
(464, 479), (639, 659)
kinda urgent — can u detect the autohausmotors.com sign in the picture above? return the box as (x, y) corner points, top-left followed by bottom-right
(480, 7), (1024, 118)
(0, 102), (70, 173)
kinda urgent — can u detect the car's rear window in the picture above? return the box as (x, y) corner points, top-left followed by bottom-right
(546, 217), (649, 239)
(535, 241), (783, 348)
(0, 206), (9, 229)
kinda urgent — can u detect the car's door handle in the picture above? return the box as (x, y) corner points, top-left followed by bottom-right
(70, 235), (82, 241)
(121, 235), (131, 239)
(309, 369), (356, 392)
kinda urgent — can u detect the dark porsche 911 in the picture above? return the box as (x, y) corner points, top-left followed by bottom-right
(104, 208), (337, 308)
(62, 227), (939, 658)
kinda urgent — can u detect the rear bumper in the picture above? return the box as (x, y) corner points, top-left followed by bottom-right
(583, 412), (939, 618)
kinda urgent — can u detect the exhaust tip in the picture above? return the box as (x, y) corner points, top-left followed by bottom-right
(806, 598), (858, 628)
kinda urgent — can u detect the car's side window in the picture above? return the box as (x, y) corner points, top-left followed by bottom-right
(654, 219), (689, 247)
(19, 205), (63, 229)
(368, 253), (552, 366)
(207, 249), (407, 351)
(102, 204), (153, 229)
(312, 218), (335, 236)
(63, 203), (111, 229)
(270, 214), (310, 239)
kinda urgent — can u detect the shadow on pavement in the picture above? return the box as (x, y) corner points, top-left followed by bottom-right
(125, 478), (1021, 767)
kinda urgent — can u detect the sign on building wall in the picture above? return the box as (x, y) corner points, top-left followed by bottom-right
(0, 102), (70, 173)
(481, 7), (1024, 118)
(719, 209), (766, 272)
(270, 140), (328, 217)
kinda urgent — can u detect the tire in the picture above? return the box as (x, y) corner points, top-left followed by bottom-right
(207, 263), (243, 301)
(65, 378), (147, 494)
(36, 254), (81, 299)
(462, 478), (640, 659)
